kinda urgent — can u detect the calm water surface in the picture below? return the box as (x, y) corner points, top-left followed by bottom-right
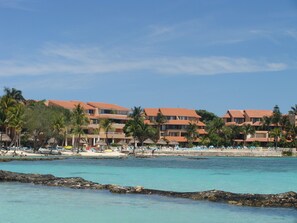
(1, 157), (297, 193)
(1, 157), (297, 223)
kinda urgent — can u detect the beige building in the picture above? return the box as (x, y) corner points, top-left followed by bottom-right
(47, 100), (131, 147)
(222, 109), (274, 144)
(144, 108), (206, 144)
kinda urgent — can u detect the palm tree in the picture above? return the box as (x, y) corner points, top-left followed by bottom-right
(71, 104), (89, 153)
(137, 121), (157, 146)
(241, 124), (255, 147)
(185, 122), (199, 148)
(124, 119), (140, 153)
(124, 107), (144, 152)
(206, 117), (225, 147)
(52, 116), (65, 148)
(289, 104), (297, 115)
(155, 111), (167, 140)
(261, 116), (272, 131)
(271, 105), (282, 127)
(3, 87), (25, 103)
(129, 106), (143, 121)
(228, 125), (241, 146)
(287, 125), (297, 149)
(6, 103), (25, 151)
(99, 119), (113, 149)
(269, 128), (282, 149)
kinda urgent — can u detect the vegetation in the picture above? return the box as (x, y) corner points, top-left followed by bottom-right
(99, 119), (113, 149)
(0, 87), (296, 150)
(185, 122), (199, 147)
(71, 104), (89, 153)
(123, 106), (157, 153)
(196, 109), (218, 123)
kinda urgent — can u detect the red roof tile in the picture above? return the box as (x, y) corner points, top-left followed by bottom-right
(228, 110), (244, 118)
(144, 108), (160, 117)
(244, 110), (273, 118)
(87, 102), (129, 111)
(48, 100), (94, 110)
(160, 108), (200, 118)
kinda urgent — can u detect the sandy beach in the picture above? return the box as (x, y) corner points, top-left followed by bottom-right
(0, 147), (295, 161)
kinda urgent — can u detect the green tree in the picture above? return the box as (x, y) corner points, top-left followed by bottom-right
(51, 115), (66, 147)
(24, 103), (53, 151)
(99, 119), (113, 149)
(185, 122), (199, 148)
(269, 128), (282, 149)
(196, 109), (218, 123)
(124, 106), (157, 153)
(261, 116), (272, 131)
(71, 104), (89, 153)
(155, 111), (167, 140)
(241, 124), (255, 147)
(137, 121), (157, 146)
(206, 117), (225, 147)
(289, 104), (297, 115)
(6, 103), (25, 150)
(3, 87), (25, 103)
(271, 105), (282, 127)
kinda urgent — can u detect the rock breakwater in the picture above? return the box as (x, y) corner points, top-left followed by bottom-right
(0, 170), (296, 209)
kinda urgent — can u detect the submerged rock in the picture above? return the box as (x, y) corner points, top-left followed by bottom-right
(0, 170), (296, 209)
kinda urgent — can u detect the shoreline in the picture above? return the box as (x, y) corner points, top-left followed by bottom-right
(0, 148), (296, 162)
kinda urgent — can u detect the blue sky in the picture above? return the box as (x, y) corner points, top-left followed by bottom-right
(0, 0), (296, 115)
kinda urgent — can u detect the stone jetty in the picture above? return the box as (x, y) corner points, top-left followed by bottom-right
(0, 170), (296, 209)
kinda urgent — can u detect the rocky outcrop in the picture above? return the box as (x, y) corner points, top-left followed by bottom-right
(0, 170), (296, 209)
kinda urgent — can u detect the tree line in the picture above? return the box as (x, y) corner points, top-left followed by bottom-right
(196, 106), (297, 149)
(0, 87), (296, 152)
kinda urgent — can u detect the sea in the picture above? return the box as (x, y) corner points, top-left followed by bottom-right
(0, 157), (297, 223)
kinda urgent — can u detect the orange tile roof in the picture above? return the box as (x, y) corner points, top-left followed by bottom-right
(48, 100), (94, 110)
(223, 113), (231, 118)
(144, 108), (160, 117)
(228, 110), (244, 118)
(244, 110), (273, 118)
(87, 102), (129, 111)
(160, 108), (200, 118)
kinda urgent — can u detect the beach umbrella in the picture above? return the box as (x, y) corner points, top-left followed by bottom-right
(47, 137), (57, 144)
(96, 140), (107, 146)
(129, 139), (139, 144)
(117, 140), (127, 146)
(79, 139), (88, 144)
(0, 133), (11, 142)
(143, 138), (155, 145)
(156, 139), (167, 145)
(168, 140), (179, 146)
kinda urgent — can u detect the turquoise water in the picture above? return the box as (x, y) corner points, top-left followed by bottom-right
(1, 157), (297, 193)
(1, 157), (297, 223)
(1, 183), (296, 223)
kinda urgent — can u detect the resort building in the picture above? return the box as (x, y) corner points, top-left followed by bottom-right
(47, 100), (131, 147)
(222, 109), (274, 145)
(144, 108), (207, 144)
(289, 114), (297, 127)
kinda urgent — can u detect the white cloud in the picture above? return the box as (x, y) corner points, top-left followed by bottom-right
(0, 44), (287, 77)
